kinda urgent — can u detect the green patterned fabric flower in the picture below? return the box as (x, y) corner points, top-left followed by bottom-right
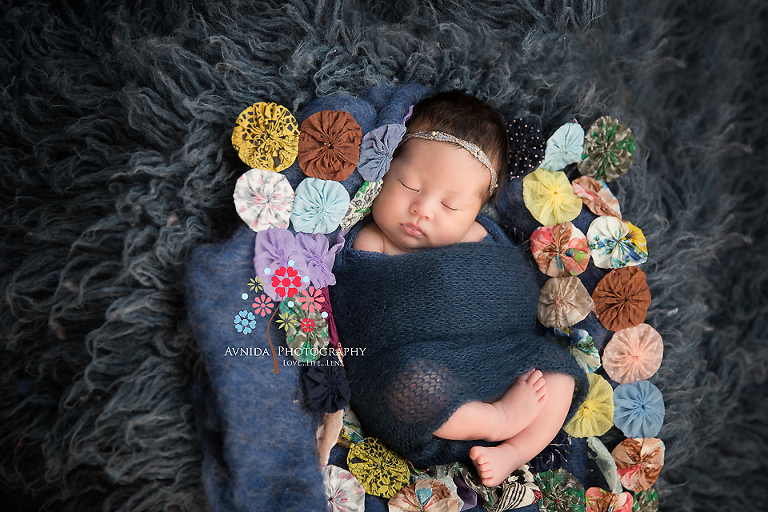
(632, 489), (658, 512)
(578, 116), (636, 182)
(339, 180), (383, 230)
(535, 469), (587, 512)
(279, 297), (328, 363)
(347, 438), (410, 499)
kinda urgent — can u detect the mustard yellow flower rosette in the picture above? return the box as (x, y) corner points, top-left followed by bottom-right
(347, 438), (410, 499)
(232, 102), (299, 172)
(523, 168), (582, 226)
(563, 373), (614, 437)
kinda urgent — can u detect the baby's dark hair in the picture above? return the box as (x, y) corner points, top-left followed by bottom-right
(404, 89), (509, 201)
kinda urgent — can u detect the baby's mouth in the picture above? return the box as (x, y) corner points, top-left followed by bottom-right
(400, 223), (424, 238)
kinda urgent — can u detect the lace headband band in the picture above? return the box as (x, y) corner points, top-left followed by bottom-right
(402, 130), (498, 193)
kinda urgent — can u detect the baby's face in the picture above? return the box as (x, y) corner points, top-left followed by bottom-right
(370, 138), (490, 252)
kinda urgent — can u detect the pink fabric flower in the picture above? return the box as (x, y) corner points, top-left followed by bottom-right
(585, 487), (633, 512)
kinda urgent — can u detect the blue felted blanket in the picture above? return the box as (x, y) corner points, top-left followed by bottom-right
(329, 216), (589, 469)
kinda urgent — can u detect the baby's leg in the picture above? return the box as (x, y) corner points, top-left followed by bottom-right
(470, 372), (575, 487)
(433, 369), (547, 442)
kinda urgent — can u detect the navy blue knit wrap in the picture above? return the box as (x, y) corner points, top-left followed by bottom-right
(329, 216), (589, 469)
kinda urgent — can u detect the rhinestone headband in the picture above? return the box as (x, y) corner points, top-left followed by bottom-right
(402, 131), (498, 192)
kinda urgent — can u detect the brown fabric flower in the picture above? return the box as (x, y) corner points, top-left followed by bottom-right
(298, 110), (362, 181)
(538, 276), (594, 328)
(592, 267), (651, 332)
(612, 438), (665, 492)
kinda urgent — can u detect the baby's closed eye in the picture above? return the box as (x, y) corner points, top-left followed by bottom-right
(398, 179), (419, 192)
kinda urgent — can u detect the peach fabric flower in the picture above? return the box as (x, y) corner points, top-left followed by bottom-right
(592, 267), (651, 332)
(611, 438), (665, 492)
(603, 324), (663, 384)
(585, 487), (633, 512)
(538, 276), (594, 328)
(298, 110), (362, 181)
(572, 176), (621, 218)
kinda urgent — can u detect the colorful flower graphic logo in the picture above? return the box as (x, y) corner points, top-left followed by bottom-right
(252, 295), (274, 317)
(271, 265), (303, 298)
(296, 286), (325, 314)
(301, 317), (316, 333)
(234, 310), (257, 335)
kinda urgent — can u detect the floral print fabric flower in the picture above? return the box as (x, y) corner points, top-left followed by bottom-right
(232, 102), (300, 172)
(541, 122), (585, 172)
(455, 464), (541, 512)
(585, 487), (633, 512)
(507, 118), (546, 178)
(538, 276), (594, 328)
(298, 110), (362, 181)
(611, 438), (665, 492)
(613, 381), (665, 438)
(279, 297), (328, 363)
(572, 176), (621, 218)
(548, 327), (601, 373)
(296, 232), (343, 289)
(592, 267), (652, 332)
(531, 223), (591, 277)
(534, 469), (587, 512)
(290, 177), (351, 234)
(523, 169), (583, 226)
(632, 489), (659, 512)
(578, 116), (636, 183)
(347, 438), (410, 499)
(603, 323), (663, 384)
(233, 168), (295, 232)
(387, 478), (459, 512)
(253, 228), (309, 301)
(564, 373), (615, 438)
(339, 180), (383, 231)
(357, 123), (406, 182)
(587, 216), (647, 268)
(322, 465), (365, 512)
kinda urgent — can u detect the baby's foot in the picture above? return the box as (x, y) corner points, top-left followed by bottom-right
(488, 369), (547, 441)
(469, 443), (525, 487)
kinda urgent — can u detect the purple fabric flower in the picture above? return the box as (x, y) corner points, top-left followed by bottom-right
(356, 123), (407, 182)
(253, 228), (309, 301)
(295, 232), (343, 289)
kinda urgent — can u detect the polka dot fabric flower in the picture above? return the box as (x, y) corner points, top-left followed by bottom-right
(603, 324), (663, 384)
(507, 118), (545, 178)
(538, 276), (594, 328)
(232, 102), (299, 172)
(387, 478), (459, 512)
(298, 110), (362, 181)
(534, 469), (586, 512)
(592, 267), (652, 332)
(572, 176), (622, 218)
(541, 122), (585, 172)
(611, 438), (665, 492)
(564, 373), (615, 438)
(291, 177), (351, 234)
(587, 216), (648, 268)
(613, 381), (665, 438)
(322, 465), (365, 512)
(347, 438), (410, 499)
(531, 223), (590, 277)
(578, 116), (636, 183)
(234, 168), (295, 232)
(523, 169), (583, 226)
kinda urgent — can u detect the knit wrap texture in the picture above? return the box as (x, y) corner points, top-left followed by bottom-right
(329, 216), (589, 468)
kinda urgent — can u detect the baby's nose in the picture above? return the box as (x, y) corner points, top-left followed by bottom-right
(410, 198), (434, 219)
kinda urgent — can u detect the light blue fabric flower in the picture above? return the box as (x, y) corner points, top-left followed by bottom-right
(357, 123), (406, 181)
(290, 178), (350, 234)
(613, 381), (665, 438)
(234, 310), (257, 334)
(540, 122), (585, 171)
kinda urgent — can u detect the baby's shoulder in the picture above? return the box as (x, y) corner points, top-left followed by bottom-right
(460, 220), (489, 243)
(352, 222), (386, 253)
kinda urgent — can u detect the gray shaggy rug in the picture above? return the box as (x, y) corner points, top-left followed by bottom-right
(1, 1), (767, 511)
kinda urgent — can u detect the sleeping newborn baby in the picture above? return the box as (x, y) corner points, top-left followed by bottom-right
(329, 90), (587, 486)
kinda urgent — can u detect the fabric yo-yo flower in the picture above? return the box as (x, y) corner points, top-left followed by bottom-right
(339, 179), (383, 231)
(523, 169), (583, 226)
(538, 276), (594, 329)
(531, 223), (590, 277)
(572, 176), (622, 218)
(301, 354), (351, 413)
(564, 373), (614, 438)
(290, 177), (350, 234)
(347, 438), (410, 499)
(540, 122), (585, 172)
(585, 487), (633, 512)
(296, 232), (343, 289)
(611, 438), (665, 492)
(387, 478), (459, 512)
(357, 123), (407, 182)
(578, 116), (636, 183)
(613, 381), (665, 438)
(234, 168), (295, 232)
(323, 464), (365, 512)
(586, 437), (622, 495)
(603, 323), (663, 384)
(455, 464), (540, 511)
(279, 297), (329, 363)
(253, 228), (309, 301)
(548, 327), (601, 373)
(232, 102), (299, 172)
(529, 430), (573, 474)
(587, 216), (648, 268)
(592, 267), (652, 332)
(507, 118), (545, 178)
(298, 110), (362, 181)
(534, 469), (586, 512)
(632, 489), (659, 512)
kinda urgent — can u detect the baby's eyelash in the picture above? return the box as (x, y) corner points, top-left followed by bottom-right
(442, 203), (459, 211)
(398, 180), (418, 192)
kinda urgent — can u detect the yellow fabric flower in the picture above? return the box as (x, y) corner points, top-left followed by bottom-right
(347, 438), (410, 499)
(231, 102), (299, 172)
(523, 168), (582, 226)
(564, 373), (614, 437)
